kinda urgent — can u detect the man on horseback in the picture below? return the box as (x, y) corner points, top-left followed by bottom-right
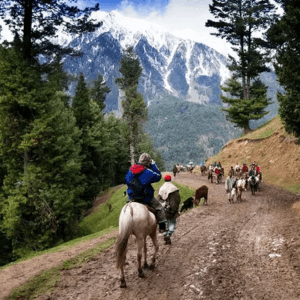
(157, 175), (181, 245)
(125, 153), (167, 233)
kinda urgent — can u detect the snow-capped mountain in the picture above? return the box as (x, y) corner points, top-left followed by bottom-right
(61, 10), (230, 113)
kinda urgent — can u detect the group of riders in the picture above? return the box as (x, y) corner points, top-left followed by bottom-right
(124, 153), (263, 245)
(225, 161), (263, 202)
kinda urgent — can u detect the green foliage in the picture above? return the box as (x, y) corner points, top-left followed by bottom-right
(0, 46), (85, 253)
(72, 74), (129, 206)
(268, 0), (300, 138)
(115, 46), (143, 90)
(221, 78), (271, 131)
(115, 47), (148, 164)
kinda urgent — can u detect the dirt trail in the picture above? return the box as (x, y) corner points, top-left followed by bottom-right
(3, 172), (300, 300)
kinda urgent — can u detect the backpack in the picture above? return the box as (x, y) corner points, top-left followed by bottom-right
(128, 175), (146, 201)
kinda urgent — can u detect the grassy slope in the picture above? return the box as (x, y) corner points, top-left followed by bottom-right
(207, 116), (300, 194)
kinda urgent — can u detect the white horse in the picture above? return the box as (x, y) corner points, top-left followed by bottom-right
(115, 202), (159, 288)
(230, 179), (247, 203)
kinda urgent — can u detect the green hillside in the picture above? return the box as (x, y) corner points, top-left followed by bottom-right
(143, 96), (241, 170)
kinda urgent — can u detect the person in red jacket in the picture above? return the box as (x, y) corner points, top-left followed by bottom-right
(242, 163), (248, 173)
(256, 165), (263, 181)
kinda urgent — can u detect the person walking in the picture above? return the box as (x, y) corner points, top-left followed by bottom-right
(225, 170), (236, 203)
(157, 175), (181, 244)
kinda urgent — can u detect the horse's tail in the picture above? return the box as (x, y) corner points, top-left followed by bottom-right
(116, 204), (133, 270)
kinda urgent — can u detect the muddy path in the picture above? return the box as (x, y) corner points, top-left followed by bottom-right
(3, 172), (300, 300)
(30, 172), (300, 300)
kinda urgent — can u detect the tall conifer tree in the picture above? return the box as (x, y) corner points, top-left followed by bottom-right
(268, 0), (300, 137)
(115, 47), (147, 165)
(90, 74), (110, 112)
(206, 0), (276, 133)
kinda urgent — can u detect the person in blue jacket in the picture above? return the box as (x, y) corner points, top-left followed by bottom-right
(125, 153), (167, 232)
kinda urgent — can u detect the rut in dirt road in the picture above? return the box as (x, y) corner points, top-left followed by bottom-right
(40, 173), (300, 300)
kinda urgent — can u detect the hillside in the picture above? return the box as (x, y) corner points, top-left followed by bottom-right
(143, 96), (241, 170)
(207, 116), (300, 194)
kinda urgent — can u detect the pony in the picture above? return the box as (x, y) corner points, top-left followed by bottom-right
(248, 175), (259, 195)
(187, 165), (194, 174)
(115, 202), (159, 288)
(236, 179), (247, 202)
(200, 165), (207, 176)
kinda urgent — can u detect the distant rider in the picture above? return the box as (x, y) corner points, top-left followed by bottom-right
(125, 153), (167, 232)
(157, 175), (181, 244)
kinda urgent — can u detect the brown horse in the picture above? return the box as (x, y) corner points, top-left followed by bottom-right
(188, 165), (194, 174)
(116, 202), (159, 288)
(200, 165), (207, 176)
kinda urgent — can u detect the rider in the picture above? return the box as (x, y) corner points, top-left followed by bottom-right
(125, 153), (167, 233)
(242, 163), (248, 173)
(249, 164), (256, 177)
(230, 166), (235, 176)
(172, 164), (177, 177)
(157, 175), (181, 244)
(225, 170), (236, 203)
(256, 165), (263, 181)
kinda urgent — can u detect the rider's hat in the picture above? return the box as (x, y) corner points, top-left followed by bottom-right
(139, 153), (151, 166)
(164, 175), (171, 181)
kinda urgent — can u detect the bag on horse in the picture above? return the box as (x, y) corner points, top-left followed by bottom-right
(128, 175), (147, 202)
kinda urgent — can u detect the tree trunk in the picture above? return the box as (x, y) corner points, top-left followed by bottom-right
(244, 122), (251, 134)
(129, 132), (135, 166)
(23, 0), (33, 61)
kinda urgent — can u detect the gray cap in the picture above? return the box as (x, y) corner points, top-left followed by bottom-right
(138, 153), (151, 166)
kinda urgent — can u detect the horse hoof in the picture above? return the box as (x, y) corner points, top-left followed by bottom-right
(144, 262), (149, 268)
(120, 280), (127, 288)
(138, 271), (145, 278)
(149, 264), (155, 270)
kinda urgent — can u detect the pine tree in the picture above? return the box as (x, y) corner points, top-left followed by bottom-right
(89, 74), (110, 112)
(115, 47), (147, 165)
(268, 0), (300, 137)
(206, 0), (277, 133)
(221, 78), (271, 130)
(0, 0), (101, 62)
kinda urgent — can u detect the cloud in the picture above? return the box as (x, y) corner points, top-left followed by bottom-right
(116, 0), (233, 56)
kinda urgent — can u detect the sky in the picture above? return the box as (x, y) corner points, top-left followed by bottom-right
(78, 0), (234, 56)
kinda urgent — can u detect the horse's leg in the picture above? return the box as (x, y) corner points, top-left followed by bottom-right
(149, 229), (159, 270)
(120, 264), (126, 288)
(137, 237), (145, 278)
(143, 238), (148, 268)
